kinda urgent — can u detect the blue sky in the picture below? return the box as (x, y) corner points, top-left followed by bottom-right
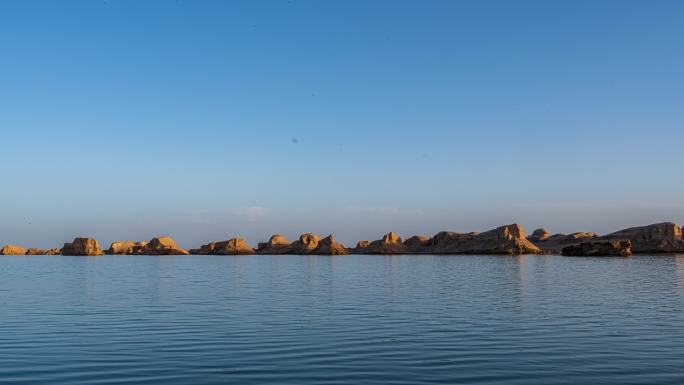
(1, 0), (683, 248)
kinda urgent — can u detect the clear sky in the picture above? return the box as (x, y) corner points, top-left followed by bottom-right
(1, 0), (683, 249)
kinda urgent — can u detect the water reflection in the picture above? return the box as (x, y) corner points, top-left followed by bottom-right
(1, 254), (684, 385)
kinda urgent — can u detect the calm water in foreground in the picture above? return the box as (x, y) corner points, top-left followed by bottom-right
(2, 254), (684, 384)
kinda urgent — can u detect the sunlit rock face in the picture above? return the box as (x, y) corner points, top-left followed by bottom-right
(212, 238), (255, 255)
(289, 233), (322, 254)
(191, 238), (255, 255)
(108, 241), (147, 255)
(0, 245), (27, 255)
(356, 232), (409, 254)
(599, 222), (684, 253)
(62, 238), (104, 256)
(354, 240), (370, 251)
(562, 240), (632, 257)
(256, 234), (292, 254)
(139, 237), (189, 255)
(312, 235), (348, 255)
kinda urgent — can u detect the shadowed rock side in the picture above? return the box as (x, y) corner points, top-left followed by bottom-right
(598, 222), (684, 253)
(108, 241), (147, 255)
(312, 235), (348, 255)
(528, 229), (598, 253)
(404, 236), (432, 253)
(26, 248), (60, 255)
(138, 236), (189, 255)
(257, 235), (292, 254)
(0, 245), (27, 255)
(562, 240), (632, 257)
(356, 232), (409, 254)
(432, 224), (542, 255)
(62, 238), (104, 256)
(191, 238), (255, 255)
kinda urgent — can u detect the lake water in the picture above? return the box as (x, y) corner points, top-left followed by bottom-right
(1, 254), (684, 384)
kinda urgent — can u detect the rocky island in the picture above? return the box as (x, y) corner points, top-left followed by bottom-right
(1, 222), (683, 257)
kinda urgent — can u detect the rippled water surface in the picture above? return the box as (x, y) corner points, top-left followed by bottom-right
(2, 254), (684, 384)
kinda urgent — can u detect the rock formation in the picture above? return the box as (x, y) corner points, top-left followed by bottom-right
(256, 234), (292, 254)
(108, 241), (147, 255)
(527, 229), (551, 243)
(62, 238), (104, 256)
(190, 239), (254, 255)
(312, 235), (348, 255)
(529, 231), (598, 253)
(0, 245), (27, 255)
(189, 241), (216, 255)
(213, 238), (255, 255)
(432, 224), (542, 255)
(355, 240), (369, 250)
(431, 231), (469, 250)
(196, 234), (345, 255)
(25, 248), (60, 255)
(351, 225), (541, 255)
(289, 233), (322, 254)
(598, 222), (684, 253)
(138, 236), (189, 255)
(356, 232), (409, 254)
(403, 235), (432, 253)
(562, 240), (632, 257)
(6, 222), (684, 258)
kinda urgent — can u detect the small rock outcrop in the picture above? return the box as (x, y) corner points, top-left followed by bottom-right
(62, 238), (104, 256)
(432, 224), (543, 255)
(0, 245), (27, 255)
(25, 248), (60, 255)
(562, 240), (632, 257)
(355, 240), (369, 250)
(599, 222), (684, 253)
(431, 231), (467, 249)
(530, 232), (598, 253)
(139, 236), (189, 255)
(289, 233), (322, 254)
(312, 235), (348, 255)
(357, 232), (409, 254)
(189, 242), (216, 255)
(213, 238), (255, 255)
(403, 235), (432, 253)
(527, 229), (551, 243)
(256, 234), (292, 254)
(108, 241), (147, 255)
